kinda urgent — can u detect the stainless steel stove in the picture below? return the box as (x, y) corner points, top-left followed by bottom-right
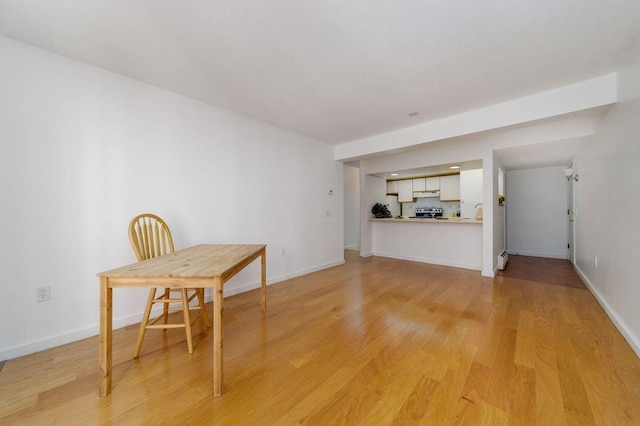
(415, 207), (443, 218)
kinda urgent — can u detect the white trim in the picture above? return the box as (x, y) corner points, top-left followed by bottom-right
(267, 259), (345, 285)
(506, 250), (568, 260)
(575, 266), (640, 359)
(372, 252), (481, 272)
(0, 325), (101, 363)
(493, 264), (501, 276)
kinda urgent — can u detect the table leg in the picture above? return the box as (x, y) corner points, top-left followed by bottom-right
(261, 248), (267, 312)
(213, 277), (223, 396)
(99, 277), (112, 396)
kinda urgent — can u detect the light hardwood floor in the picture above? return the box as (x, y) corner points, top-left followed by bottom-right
(2, 252), (640, 424)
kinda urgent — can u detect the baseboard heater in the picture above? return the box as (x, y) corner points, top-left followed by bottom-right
(497, 250), (509, 270)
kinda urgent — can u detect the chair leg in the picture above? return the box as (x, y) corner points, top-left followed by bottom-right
(181, 289), (194, 354)
(134, 288), (157, 358)
(196, 288), (211, 327)
(162, 288), (170, 324)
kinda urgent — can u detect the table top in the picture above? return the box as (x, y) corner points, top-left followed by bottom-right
(97, 244), (266, 279)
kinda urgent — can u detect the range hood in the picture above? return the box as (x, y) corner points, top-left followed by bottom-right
(413, 191), (440, 198)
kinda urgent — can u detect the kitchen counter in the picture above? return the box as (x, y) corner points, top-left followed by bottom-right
(369, 217), (482, 224)
(369, 217), (483, 271)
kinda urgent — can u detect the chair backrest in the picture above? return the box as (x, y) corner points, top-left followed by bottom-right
(128, 213), (175, 261)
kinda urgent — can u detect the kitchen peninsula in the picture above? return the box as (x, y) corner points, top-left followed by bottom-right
(369, 217), (482, 270)
(367, 167), (484, 271)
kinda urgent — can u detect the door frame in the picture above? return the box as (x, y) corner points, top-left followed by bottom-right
(567, 161), (576, 264)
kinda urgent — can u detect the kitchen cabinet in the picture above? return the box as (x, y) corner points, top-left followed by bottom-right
(386, 180), (399, 195)
(426, 177), (440, 191)
(412, 178), (426, 192)
(460, 169), (483, 218)
(398, 179), (414, 203)
(439, 174), (460, 201)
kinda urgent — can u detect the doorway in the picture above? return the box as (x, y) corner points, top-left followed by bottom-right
(505, 167), (569, 259)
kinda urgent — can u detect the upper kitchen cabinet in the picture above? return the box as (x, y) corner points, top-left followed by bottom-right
(386, 180), (399, 195)
(398, 179), (414, 202)
(460, 169), (483, 218)
(426, 177), (440, 191)
(412, 178), (426, 192)
(439, 175), (460, 201)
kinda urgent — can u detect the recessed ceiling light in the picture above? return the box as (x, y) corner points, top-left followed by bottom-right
(449, 165), (461, 169)
(391, 173), (399, 176)
(408, 112), (419, 117)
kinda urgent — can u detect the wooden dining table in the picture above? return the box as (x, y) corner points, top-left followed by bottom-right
(96, 244), (267, 397)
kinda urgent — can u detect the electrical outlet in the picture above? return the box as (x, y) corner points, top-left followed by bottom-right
(281, 248), (286, 257)
(594, 256), (598, 267)
(36, 286), (50, 302)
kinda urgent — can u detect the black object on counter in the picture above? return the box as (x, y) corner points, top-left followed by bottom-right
(371, 203), (392, 218)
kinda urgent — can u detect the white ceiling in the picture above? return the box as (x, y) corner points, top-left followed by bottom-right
(373, 160), (484, 180)
(1, 1), (639, 145)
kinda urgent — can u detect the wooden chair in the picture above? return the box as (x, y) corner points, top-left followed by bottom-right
(128, 213), (210, 357)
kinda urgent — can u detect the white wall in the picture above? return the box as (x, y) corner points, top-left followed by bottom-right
(491, 155), (506, 272)
(343, 164), (360, 250)
(359, 174), (386, 256)
(505, 166), (569, 259)
(574, 37), (640, 356)
(0, 36), (344, 360)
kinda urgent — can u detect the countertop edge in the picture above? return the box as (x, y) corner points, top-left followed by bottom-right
(369, 218), (483, 224)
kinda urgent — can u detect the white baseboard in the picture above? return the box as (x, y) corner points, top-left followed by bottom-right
(206, 258), (346, 301)
(0, 259), (345, 362)
(372, 251), (482, 272)
(344, 244), (361, 251)
(575, 265), (640, 359)
(0, 308), (161, 362)
(0, 325), (101, 363)
(492, 264), (501, 277)
(507, 250), (567, 260)
(267, 259), (345, 285)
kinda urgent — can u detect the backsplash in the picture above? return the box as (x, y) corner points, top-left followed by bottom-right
(386, 195), (461, 218)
